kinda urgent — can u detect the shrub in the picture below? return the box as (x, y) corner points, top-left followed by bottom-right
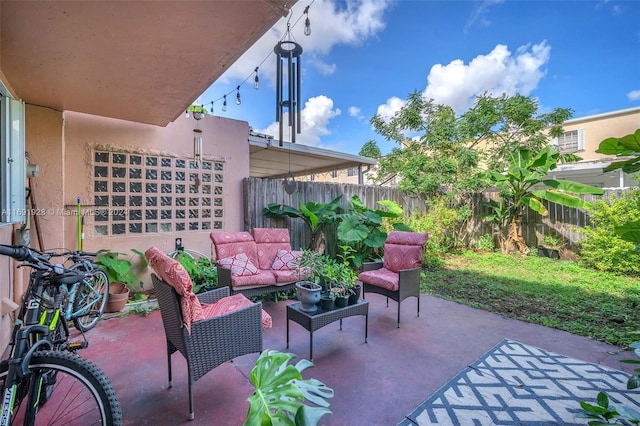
(475, 234), (495, 251)
(578, 189), (640, 276)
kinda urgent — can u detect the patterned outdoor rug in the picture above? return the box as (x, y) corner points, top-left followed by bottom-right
(399, 339), (640, 425)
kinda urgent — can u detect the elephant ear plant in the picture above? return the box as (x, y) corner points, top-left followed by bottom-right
(245, 350), (333, 426)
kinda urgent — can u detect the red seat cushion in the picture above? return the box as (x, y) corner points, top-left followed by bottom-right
(359, 267), (400, 291)
(201, 293), (272, 330)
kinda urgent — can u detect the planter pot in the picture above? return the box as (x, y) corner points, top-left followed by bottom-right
(348, 284), (361, 305)
(105, 282), (130, 313)
(320, 294), (335, 311)
(296, 281), (322, 313)
(335, 295), (349, 308)
(537, 246), (559, 259)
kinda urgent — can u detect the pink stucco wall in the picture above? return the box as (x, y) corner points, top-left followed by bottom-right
(0, 224), (17, 351)
(22, 107), (250, 290)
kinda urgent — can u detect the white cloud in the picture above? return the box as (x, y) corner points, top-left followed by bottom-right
(348, 106), (363, 118)
(258, 95), (341, 146)
(217, 0), (393, 87)
(464, 0), (505, 34)
(423, 41), (551, 114)
(627, 90), (640, 101)
(375, 96), (406, 123)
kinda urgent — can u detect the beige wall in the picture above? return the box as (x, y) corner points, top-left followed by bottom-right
(562, 108), (640, 161)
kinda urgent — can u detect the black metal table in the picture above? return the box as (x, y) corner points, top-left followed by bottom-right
(286, 300), (369, 361)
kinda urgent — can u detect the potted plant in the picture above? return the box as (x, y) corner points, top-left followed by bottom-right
(174, 253), (218, 294)
(319, 291), (335, 311)
(538, 234), (561, 259)
(293, 250), (324, 312)
(186, 104), (208, 120)
(95, 249), (145, 312)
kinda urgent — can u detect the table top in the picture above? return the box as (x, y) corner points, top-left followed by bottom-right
(287, 299), (368, 318)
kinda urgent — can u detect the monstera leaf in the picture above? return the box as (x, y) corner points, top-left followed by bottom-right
(245, 350), (333, 426)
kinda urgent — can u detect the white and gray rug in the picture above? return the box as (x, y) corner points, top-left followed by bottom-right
(399, 339), (640, 425)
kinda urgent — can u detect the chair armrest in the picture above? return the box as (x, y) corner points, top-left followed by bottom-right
(361, 261), (383, 272)
(398, 267), (421, 291)
(196, 287), (230, 304)
(217, 266), (232, 289)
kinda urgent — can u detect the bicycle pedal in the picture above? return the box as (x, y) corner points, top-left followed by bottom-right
(67, 342), (88, 351)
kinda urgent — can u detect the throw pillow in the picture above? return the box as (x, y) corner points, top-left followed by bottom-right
(218, 253), (259, 276)
(271, 250), (302, 270)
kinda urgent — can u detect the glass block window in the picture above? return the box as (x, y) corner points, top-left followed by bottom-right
(92, 150), (224, 235)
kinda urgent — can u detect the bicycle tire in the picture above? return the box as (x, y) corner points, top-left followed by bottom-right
(0, 351), (123, 426)
(72, 269), (109, 332)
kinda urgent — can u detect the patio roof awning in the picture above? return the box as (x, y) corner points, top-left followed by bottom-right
(249, 132), (377, 178)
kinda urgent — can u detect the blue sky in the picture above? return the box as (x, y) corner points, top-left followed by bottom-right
(197, 0), (640, 156)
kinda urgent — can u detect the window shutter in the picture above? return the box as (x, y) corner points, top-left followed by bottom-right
(577, 129), (585, 150)
(1, 96), (26, 223)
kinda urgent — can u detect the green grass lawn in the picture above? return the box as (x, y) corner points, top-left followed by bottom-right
(421, 251), (640, 349)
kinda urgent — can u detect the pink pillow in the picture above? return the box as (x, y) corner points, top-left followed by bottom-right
(271, 250), (302, 270)
(218, 253), (259, 276)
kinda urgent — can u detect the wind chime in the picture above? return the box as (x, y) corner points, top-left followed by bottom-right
(274, 25), (303, 147)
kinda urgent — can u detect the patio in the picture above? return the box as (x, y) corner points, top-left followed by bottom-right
(79, 293), (637, 425)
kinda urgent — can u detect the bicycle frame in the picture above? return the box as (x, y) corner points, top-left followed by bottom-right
(58, 277), (104, 321)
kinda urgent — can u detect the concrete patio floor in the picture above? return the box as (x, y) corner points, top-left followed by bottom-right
(80, 294), (636, 425)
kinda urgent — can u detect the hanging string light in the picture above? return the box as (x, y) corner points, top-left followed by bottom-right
(187, 2), (312, 119)
(303, 6), (311, 36)
(254, 67), (260, 90)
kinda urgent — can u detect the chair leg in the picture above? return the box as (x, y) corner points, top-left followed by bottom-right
(397, 301), (401, 328)
(188, 374), (194, 420)
(417, 295), (420, 317)
(167, 342), (172, 388)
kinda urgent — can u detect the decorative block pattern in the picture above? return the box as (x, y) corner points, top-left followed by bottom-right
(401, 339), (640, 426)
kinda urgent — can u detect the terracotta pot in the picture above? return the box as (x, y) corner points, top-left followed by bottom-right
(105, 282), (130, 313)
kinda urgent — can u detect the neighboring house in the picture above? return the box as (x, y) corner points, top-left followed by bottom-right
(547, 106), (640, 189)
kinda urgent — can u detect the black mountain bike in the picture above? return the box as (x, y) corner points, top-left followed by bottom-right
(0, 244), (122, 425)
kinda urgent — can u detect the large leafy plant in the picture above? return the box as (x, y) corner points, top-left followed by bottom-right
(484, 145), (604, 254)
(245, 350), (333, 426)
(263, 195), (343, 251)
(335, 195), (409, 268)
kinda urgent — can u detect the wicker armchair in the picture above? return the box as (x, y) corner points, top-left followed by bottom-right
(358, 231), (428, 327)
(147, 247), (267, 420)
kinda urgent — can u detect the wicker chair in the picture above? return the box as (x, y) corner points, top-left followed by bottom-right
(147, 247), (267, 420)
(358, 231), (428, 327)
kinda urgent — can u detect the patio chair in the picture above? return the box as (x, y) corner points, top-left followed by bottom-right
(146, 247), (271, 420)
(358, 231), (428, 327)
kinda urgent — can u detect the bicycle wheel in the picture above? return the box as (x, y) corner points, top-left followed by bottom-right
(0, 351), (123, 426)
(72, 269), (109, 332)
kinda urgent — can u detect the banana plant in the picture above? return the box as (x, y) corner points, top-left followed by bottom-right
(485, 145), (604, 254)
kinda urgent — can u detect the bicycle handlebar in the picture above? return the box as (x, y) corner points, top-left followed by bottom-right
(0, 245), (40, 263)
(0, 245), (85, 281)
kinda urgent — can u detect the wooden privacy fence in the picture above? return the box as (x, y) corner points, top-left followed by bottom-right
(243, 177), (628, 251)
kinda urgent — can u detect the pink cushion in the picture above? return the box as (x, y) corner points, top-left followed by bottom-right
(211, 231), (260, 267)
(145, 247), (204, 334)
(358, 267), (399, 291)
(271, 250), (302, 270)
(231, 270), (277, 288)
(253, 228), (293, 270)
(218, 253), (259, 276)
(201, 293), (272, 330)
(383, 231), (428, 273)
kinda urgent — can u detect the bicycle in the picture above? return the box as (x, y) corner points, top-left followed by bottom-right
(0, 244), (123, 425)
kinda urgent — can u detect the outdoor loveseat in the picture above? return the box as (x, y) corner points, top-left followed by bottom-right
(210, 228), (306, 298)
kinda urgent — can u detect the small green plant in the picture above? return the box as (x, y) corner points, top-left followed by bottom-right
(475, 234), (495, 251)
(245, 350), (333, 426)
(541, 234), (561, 249)
(579, 342), (640, 424)
(174, 253), (217, 294)
(95, 249), (144, 291)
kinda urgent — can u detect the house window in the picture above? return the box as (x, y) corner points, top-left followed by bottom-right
(347, 167), (358, 177)
(330, 171), (338, 179)
(553, 129), (584, 153)
(0, 91), (26, 224)
(92, 150), (224, 236)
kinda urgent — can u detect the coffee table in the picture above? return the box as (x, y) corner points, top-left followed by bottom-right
(286, 299), (369, 361)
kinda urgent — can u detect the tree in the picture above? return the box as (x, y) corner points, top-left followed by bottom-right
(484, 145), (604, 254)
(369, 92), (573, 201)
(359, 140), (381, 159)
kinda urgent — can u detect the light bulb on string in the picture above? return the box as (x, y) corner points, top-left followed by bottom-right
(210, 102), (214, 116)
(185, 110), (189, 118)
(236, 86), (241, 105)
(303, 5), (311, 36)
(254, 67), (260, 90)
(222, 95), (227, 112)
